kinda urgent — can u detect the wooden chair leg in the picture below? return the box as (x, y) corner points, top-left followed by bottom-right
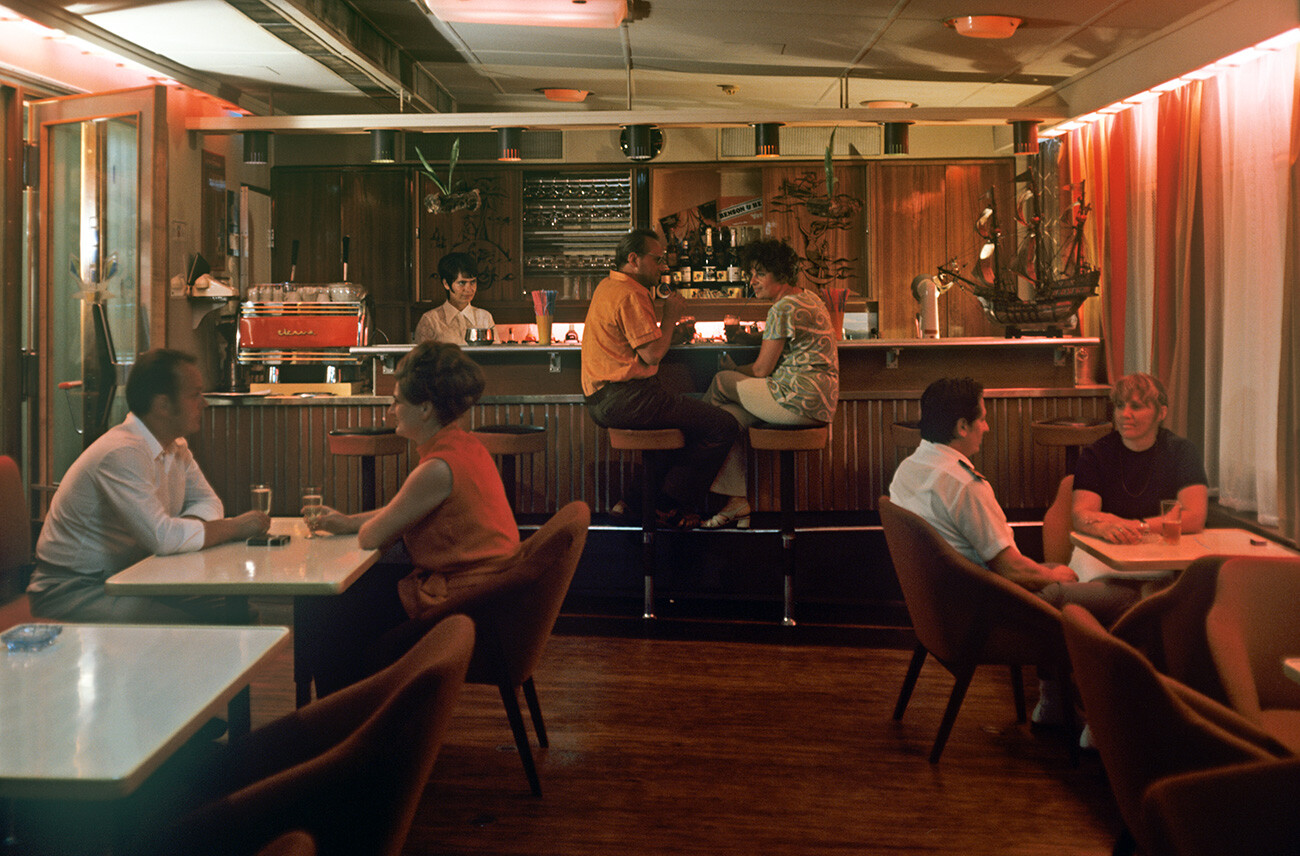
(893, 644), (928, 720)
(521, 676), (548, 748)
(498, 681), (542, 797)
(1009, 664), (1027, 723)
(930, 664), (976, 763)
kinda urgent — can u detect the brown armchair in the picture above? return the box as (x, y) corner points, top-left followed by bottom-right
(148, 614), (475, 856)
(1140, 757), (1300, 856)
(1109, 555), (1233, 703)
(1041, 475), (1075, 565)
(1204, 556), (1300, 751)
(879, 497), (1076, 763)
(1059, 604), (1290, 856)
(367, 500), (591, 796)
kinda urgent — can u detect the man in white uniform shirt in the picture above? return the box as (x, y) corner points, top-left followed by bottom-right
(28, 349), (270, 622)
(890, 377), (1138, 727)
(413, 252), (495, 345)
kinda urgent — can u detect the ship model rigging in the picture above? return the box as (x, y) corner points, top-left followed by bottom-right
(937, 165), (1100, 337)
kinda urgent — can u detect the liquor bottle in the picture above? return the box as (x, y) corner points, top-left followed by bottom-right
(665, 233), (679, 271)
(690, 231), (706, 283)
(702, 227), (717, 281)
(720, 227), (741, 282)
(677, 236), (692, 285)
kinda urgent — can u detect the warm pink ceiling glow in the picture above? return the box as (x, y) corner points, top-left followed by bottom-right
(421, 0), (627, 28)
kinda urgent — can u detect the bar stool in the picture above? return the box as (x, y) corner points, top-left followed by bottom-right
(748, 423), (830, 626)
(326, 426), (408, 511)
(1031, 417), (1112, 472)
(474, 424), (547, 513)
(607, 427), (685, 620)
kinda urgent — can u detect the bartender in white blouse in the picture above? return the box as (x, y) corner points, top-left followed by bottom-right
(414, 252), (495, 345)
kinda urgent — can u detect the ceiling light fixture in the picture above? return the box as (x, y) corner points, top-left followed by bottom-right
(537, 88), (590, 102)
(862, 100), (916, 109)
(421, 0), (626, 28)
(753, 123), (782, 158)
(370, 129), (397, 163)
(1011, 120), (1038, 155)
(497, 127), (523, 161)
(620, 125), (663, 161)
(882, 122), (911, 155)
(243, 131), (270, 165)
(945, 15), (1023, 39)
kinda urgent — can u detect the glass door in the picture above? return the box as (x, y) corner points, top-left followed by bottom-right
(31, 87), (161, 490)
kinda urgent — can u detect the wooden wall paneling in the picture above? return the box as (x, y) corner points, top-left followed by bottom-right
(417, 168), (520, 309)
(762, 163), (867, 296)
(342, 169), (413, 343)
(271, 169), (342, 283)
(867, 162), (947, 339)
(942, 161), (1015, 339)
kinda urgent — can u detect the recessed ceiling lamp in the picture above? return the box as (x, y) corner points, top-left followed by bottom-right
(497, 127), (523, 161)
(421, 0), (626, 28)
(753, 123), (782, 158)
(536, 88), (590, 102)
(862, 100), (916, 109)
(945, 15), (1023, 39)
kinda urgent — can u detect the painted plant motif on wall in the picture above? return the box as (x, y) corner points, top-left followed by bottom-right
(767, 168), (864, 290)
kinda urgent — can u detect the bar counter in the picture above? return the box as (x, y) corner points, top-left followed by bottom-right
(196, 337), (1106, 519)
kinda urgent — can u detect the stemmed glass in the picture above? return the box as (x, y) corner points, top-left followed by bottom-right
(302, 486), (324, 537)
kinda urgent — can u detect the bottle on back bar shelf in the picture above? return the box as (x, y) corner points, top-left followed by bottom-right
(702, 227), (717, 282)
(690, 232), (706, 283)
(678, 236), (692, 285)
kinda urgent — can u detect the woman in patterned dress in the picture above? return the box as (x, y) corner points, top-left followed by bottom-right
(701, 238), (839, 529)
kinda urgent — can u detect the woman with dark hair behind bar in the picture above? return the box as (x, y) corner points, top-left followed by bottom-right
(302, 341), (520, 694)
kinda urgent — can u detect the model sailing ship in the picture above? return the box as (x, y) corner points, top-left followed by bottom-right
(937, 167), (1100, 336)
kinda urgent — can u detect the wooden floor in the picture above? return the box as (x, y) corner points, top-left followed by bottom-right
(248, 610), (1122, 856)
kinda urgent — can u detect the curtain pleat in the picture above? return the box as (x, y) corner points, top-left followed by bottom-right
(1280, 48), (1300, 544)
(1152, 83), (1203, 438)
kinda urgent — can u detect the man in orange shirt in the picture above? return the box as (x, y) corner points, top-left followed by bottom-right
(582, 228), (739, 528)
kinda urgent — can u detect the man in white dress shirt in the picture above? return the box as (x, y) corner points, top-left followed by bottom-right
(413, 252), (495, 345)
(28, 349), (271, 622)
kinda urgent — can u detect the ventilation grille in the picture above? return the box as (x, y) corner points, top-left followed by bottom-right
(719, 125), (882, 158)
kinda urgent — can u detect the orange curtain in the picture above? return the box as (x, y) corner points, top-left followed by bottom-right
(1151, 82), (1204, 438)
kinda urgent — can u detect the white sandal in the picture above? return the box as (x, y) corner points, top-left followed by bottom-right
(701, 501), (751, 529)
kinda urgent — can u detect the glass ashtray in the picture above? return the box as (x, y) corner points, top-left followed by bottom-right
(2, 623), (62, 652)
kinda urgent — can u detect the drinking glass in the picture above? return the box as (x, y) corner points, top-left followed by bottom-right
(302, 486), (324, 536)
(251, 484), (272, 514)
(1160, 499), (1182, 544)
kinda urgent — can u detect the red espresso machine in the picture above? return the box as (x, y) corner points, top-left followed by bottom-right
(236, 283), (370, 392)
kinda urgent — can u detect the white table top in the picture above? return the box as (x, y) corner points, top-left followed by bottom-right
(105, 518), (380, 597)
(1285, 658), (1300, 685)
(1069, 527), (1300, 575)
(0, 623), (289, 800)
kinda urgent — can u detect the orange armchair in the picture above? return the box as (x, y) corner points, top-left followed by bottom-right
(1060, 604), (1290, 856)
(147, 614), (475, 856)
(1204, 556), (1300, 751)
(880, 497), (1076, 763)
(367, 500), (591, 795)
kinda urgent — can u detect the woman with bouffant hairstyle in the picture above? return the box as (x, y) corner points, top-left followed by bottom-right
(304, 342), (520, 694)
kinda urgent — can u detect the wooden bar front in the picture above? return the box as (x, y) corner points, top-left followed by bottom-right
(196, 338), (1106, 518)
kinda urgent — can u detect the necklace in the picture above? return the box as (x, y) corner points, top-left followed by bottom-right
(1119, 447), (1155, 497)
